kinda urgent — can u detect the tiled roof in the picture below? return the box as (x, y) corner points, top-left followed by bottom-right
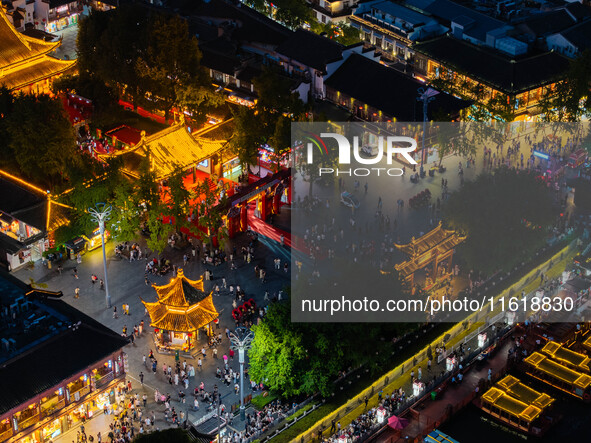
(413, 36), (570, 94)
(325, 53), (470, 120)
(0, 273), (128, 415)
(104, 122), (227, 180)
(0, 8), (58, 67)
(143, 270), (219, 333)
(276, 29), (345, 71)
(0, 52), (76, 90)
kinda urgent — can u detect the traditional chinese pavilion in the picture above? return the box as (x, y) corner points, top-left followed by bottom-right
(0, 7), (76, 93)
(142, 269), (219, 352)
(394, 222), (466, 287)
(101, 116), (229, 181)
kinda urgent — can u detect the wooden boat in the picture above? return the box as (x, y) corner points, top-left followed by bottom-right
(524, 352), (591, 402)
(476, 375), (558, 437)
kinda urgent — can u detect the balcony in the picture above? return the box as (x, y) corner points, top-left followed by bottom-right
(95, 371), (114, 388)
(40, 398), (66, 418)
(17, 413), (39, 431)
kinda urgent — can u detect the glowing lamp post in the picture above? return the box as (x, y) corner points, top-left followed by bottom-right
(229, 326), (254, 421)
(88, 203), (112, 308)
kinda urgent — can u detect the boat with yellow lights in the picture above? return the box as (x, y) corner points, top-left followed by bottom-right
(540, 341), (590, 373)
(524, 352), (591, 401)
(476, 375), (558, 436)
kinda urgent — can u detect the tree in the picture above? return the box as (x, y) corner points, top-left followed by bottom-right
(77, 7), (221, 118)
(194, 179), (228, 249)
(146, 203), (174, 256)
(230, 67), (306, 174)
(162, 166), (193, 235)
(109, 180), (143, 242)
(252, 67), (305, 117)
(136, 13), (208, 120)
(229, 107), (267, 174)
(0, 92), (80, 189)
(136, 155), (160, 211)
(443, 168), (555, 274)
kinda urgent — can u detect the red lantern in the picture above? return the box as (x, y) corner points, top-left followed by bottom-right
(187, 333), (192, 337)
(154, 328), (159, 333)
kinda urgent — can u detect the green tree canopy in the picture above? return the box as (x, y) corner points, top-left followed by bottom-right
(77, 6), (220, 120)
(0, 90), (80, 189)
(443, 168), (556, 274)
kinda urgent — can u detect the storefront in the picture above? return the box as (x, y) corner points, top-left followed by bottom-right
(223, 157), (242, 180)
(44, 5), (79, 33)
(83, 227), (109, 251)
(153, 329), (197, 352)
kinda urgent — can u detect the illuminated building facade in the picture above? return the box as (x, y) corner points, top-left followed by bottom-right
(0, 171), (70, 271)
(0, 274), (128, 443)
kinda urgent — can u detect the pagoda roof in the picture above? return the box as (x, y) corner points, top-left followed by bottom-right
(394, 222), (465, 277)
(141, 269), (219, 333)
(0, 55), (75, 90)
(0, 8), (76, 89)
(395, 222), (463, 258)
(102, 121), (227, 180)
(0, 9), (59, 67)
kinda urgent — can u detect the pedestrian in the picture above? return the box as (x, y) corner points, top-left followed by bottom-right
(73, 267), (79, 279)
(280, 234), (285, 246)
(222, 278), (227, 289)
(194, 398), (199, 411)
(139, 372), (144, 385)
(74, 287), (80, 299)
(364, 396), (369, 409)
(113, 306), (118, 318)
(99, 279), (104, 290)
(198, 358), (202, 371)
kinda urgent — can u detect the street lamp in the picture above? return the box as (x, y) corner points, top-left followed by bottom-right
(229, 326), (254, 421)
(417, 87), (439, 177)
(88, 203), (113, 308)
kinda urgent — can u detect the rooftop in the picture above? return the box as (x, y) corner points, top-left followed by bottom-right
(560, 19), (591, 51)
(276, 29), (347, 72)
(176, 0), (292, 47)
(517, 10), (575, 36)
(102, 121), (228, 180)
(0, 8), (75, 90)
(325, 53), (470, 120)
(367, 1), (430, 26)
(0, 271), (128, 415)
(407, 0), (505, 42)
(413, 36), (571, 94)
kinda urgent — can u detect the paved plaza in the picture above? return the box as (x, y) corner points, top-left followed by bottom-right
(14, 225), (290, 441)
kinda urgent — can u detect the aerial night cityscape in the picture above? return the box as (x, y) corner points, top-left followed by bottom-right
(4, 0), (591, 443)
